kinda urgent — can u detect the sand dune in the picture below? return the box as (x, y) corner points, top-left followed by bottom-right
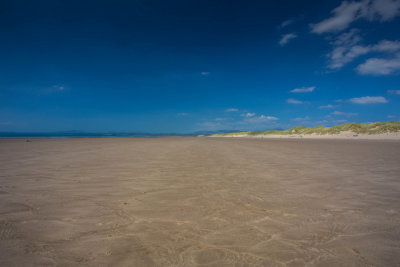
(0, 137), (399, 266)
(210, 131), (400, 140)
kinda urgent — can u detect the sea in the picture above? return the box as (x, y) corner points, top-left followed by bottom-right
(0, 132), (195, 138)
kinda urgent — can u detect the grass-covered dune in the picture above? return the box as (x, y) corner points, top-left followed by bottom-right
(209, 121), (400, 137)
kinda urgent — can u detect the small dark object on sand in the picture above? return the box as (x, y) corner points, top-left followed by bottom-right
(353, 134), (359, 137)
(26, 139), (33, 142)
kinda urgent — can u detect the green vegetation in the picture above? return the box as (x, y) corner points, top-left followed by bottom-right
(209, 121), (400, 136)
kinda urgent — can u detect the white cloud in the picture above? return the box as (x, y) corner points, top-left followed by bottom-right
(329, 44), (371, 69)
(356, 54), (400, 75)
(247, 115), (279, 123)
(319, 104), (338, 109)
(348, 96), (388, 103)
(332, 28), (362, 46)
(280, 19), (294, 28)
(373, 40), (400, 52)
(312, 1), (400, 75)
(326, 29), (363, 69)
(328, 37), (400, 69)
(241, 112), (256, 117)
(311, 1), (368, 33)
(279, 15), (305, 29)
(311, 0), (400, 34)
(387, 114), (397, 118)
(226, 108), (239, 112)
(388, 89), (400, 94)
(290, 86), (316, 93)
(331, 111), (359, 116)
(369, 0), (400, 21)
(198, 114), (280, 131)
(279, 33), (297, 46)
(201, 72), (210, 76)
(177, 113), (190, 116)
(287, 98), (304, 104)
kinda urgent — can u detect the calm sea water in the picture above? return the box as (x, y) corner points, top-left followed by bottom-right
(0, 132), (194, 138)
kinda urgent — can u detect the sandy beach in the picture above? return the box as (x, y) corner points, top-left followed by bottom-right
(1, 137), (400, 266)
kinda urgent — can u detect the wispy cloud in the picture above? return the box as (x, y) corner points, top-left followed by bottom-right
(177, 112), (190, 116)
(53, 85), (65, 91)
(246, 115), (279, 123)
(374, 40), (400, 52)
(280, 19), (294, 28)
(311, 1), (367, 33)
(241, 112), (256, 117)
(319, 104), (338, 109)
(327, 29), (366, 69)
(388, 89), (400, 94)
(279, 15), (304, 29)
(292, 116), (311, 121)
(356, 53), (400, 75)
(279, 33), (297, 46)
(328, 36), (400, 69)
(201, 72), (210, 76)
(317, 119), (348, 125)
(371, 0), (400, 20)
(311, 0), (400, 34)
(287, 98), (304, 104)
(331, 111), (359, 116)
(215, 117), (228, 121)
(348, 96), (388, 104)
(290, 86), (316, 93)
(41, 84), (66, 94)
(226, 108), (239, 112)
(311, 1), (400, 75)
(198, 114), (279, 131)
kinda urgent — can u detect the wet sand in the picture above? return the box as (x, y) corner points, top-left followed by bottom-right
(0, 137), (399, 266)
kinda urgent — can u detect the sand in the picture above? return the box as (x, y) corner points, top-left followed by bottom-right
(0, 137), (400, 266)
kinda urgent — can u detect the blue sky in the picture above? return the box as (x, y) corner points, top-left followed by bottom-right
(1, 0), (399, 133)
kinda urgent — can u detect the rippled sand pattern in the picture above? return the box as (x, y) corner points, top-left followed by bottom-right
(0, 138), (400, 266)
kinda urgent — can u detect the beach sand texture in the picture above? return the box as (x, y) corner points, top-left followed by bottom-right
(0, 137), (400, 266)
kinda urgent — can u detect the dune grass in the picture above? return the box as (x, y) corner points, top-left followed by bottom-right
(209, 121), (400, 136)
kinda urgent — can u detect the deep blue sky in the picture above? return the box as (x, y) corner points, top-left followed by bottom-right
(1, 0), (399, 133)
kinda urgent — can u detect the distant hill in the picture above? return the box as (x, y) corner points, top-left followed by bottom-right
(208, 121), (400, 137)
